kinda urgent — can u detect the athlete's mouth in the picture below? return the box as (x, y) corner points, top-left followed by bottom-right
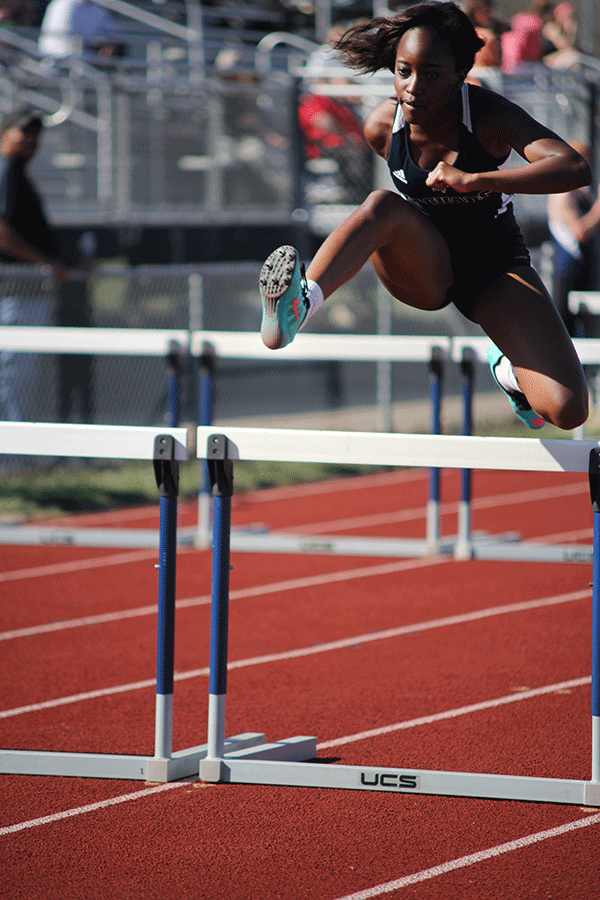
(402, 99), (424, 111)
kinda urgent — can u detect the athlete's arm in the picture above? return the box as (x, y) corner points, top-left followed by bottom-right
(426, 90), (591, 196)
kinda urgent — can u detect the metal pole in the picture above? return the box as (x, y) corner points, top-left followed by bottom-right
(205, 435), (234, 761)
(426, 347), (443, 551)
(166, 340), (184, 428)
(152, 435), (180, 760)
(196, 342), (216, 546)
(455, 348), (475, 559)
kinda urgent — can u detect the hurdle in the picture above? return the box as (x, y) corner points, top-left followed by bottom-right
(449, 336), (596, 564)
(0, 422), (271, 782)
(196, 425), (600, 806)
(191, 331), (595, 565)
(0, 327), (188, 549)
(190, 331), (454, 557)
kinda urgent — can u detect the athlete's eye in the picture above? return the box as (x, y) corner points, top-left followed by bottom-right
(396, 67), (411, 78)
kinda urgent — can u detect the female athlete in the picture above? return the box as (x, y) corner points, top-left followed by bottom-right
(259, 1), (590, 430)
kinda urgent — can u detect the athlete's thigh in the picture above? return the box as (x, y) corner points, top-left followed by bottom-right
(472, 265), (587, 400)
(369, 197), (453, 309)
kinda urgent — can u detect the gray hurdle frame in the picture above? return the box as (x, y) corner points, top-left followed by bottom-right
(191, 331), (454, 557)
(0, 422), (267, 782)
(0, 327), (189, 549)
(450, 336), (597, 564)
(192, 331), (596, 566)
(196, 425), (600, 806)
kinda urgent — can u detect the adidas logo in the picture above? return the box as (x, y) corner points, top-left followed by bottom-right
(392, 168), (407, 183)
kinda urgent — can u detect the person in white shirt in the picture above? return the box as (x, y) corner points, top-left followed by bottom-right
(39, 0), (123, 60)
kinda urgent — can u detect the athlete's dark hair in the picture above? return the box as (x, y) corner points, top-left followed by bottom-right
(333, 2), (485, 75)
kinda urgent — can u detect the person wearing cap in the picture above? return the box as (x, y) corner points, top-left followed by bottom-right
(0, 106), (68, 422)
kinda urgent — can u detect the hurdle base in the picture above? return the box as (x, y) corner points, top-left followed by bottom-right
(0, 526), (591, 564)
(205, 756), (600, 807)
(200, 735), (318, 783)
(222, 529), (592, 566)
(0, 733), (268, 782)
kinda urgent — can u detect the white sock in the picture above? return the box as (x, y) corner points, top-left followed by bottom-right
(299, 280), (324, 328)
(494, 354), (521, 394)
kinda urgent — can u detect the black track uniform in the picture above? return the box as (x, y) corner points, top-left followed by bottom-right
(387, 82), (530, 318)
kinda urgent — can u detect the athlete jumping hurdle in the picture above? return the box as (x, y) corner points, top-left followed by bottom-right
(258, 1), (589, 433)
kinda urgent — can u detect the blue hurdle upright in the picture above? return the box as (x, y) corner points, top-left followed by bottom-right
(197, 426), (600, 806)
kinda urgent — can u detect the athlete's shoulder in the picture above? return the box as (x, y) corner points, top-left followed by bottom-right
(364, 97), (396, 158)
(465, 82), (514, 158)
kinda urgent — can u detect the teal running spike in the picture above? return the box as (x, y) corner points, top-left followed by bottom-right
(259, 245), (309, 349)
(487, 343), (544, 429)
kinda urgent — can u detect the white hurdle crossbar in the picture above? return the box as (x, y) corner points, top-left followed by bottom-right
(197, 426), (600, 806)
(0, 422), (267, 782)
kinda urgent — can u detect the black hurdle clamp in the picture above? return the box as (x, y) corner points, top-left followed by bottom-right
(589, 447), (600, 512)
(153, 434), (180, 498)
(207, 433), (234, 498)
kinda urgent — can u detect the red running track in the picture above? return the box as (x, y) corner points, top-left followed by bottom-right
(1, 466), (599, 899)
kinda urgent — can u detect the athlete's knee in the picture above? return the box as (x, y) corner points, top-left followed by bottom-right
(357, 190), (404, 227)
(543, 384), (588, 431)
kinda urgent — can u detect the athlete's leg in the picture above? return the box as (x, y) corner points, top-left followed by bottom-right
(306, 190), (453, 309)
(473, 265), (588, 430)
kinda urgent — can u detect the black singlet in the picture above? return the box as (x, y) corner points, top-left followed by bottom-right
(386, 83), (531, 319)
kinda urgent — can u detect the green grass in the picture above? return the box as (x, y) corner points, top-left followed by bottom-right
(0, 458), (384, 522)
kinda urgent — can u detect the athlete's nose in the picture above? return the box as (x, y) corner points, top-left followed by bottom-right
(405, 73), (423, 98)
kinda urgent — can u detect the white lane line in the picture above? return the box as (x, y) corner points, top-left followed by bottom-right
(0, 587), (590, 719)
(236, 468), (426, 503)
(538, 527), (593, 544)
(277, 482), (588, 535)
(0, 479), (586, 583)
(12, 471), (427, 530)
(332, 812), (600, 900)
(0, 556), (451, 642)
(2, 695), (597, 841)
(0, 511), (591, 643)
(0, 548), (169, 583)
(0, 780), (188, 837)
(317, 675), (591, 749)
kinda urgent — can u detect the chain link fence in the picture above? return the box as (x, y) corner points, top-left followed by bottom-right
(0, 261), (506, 439)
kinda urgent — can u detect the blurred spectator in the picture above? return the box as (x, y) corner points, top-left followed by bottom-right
(502, 12), (542, 72)
(0, 0), (34, 26)
(531, 0), (560, 53)
(299, 91), (369, 203)
(300, 22), (372, 205)
(501, 11), (544, 72)
(548, 140), (600, 335)
(462, 0), (508, 68)
(39, 0), (125, 61)
(0, 107), (68, 422)
(541, 2), (582, 69)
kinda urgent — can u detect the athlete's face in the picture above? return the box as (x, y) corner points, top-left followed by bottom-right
(394, 27), (466, 127)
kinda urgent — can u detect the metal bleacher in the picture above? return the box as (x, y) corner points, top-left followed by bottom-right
(1, 2), (598, 234)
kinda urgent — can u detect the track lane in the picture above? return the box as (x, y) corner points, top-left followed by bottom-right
(0, 468), (597, 899)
